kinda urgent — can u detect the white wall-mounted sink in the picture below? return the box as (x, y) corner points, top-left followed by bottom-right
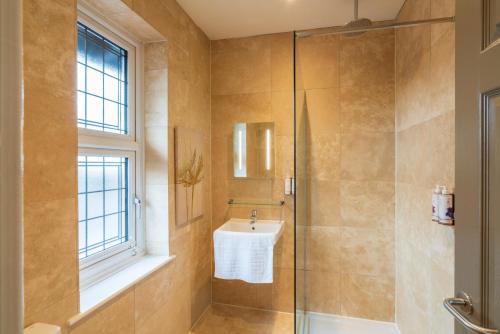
(216, 218), (285, 245)
(213, 218), (285, 283)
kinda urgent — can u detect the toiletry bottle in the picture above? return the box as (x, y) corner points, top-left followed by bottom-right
(438, 186), (454, 225)
(432, 185), (441, 222)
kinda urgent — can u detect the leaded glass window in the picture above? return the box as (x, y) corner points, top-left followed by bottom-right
(76, 16), (140, 282)
(78, 156), (129, 259)
(77, 23), (128, 134)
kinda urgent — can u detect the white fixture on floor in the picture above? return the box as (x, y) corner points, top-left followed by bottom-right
(304, 312), (400, 334)
(214, 218), (284, 284)
(24, 323), (61, 334)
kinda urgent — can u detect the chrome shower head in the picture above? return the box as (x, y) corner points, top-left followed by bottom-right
(344, 0), (372, 36)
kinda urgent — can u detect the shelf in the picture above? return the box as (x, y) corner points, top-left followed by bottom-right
(227, 199), (285, 207)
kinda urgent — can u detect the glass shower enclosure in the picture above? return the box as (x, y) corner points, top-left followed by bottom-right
(293, 26), (399, 334)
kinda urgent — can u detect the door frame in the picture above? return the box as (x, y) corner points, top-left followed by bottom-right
(0, 0), (23, 332)
(456, 0), (500, 332)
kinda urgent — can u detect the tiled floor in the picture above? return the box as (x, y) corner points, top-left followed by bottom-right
(190, 304), (294, 334)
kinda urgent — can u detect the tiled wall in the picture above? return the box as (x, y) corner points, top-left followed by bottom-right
(144, 42), (169, 255)
(296, 31), (396, 321)
(21, 0), (456, 331)
(23, 0), (79, 325)
(22, 0), (212, 332)
(395, 0), (455, 333)
(210, 33), (295, 312)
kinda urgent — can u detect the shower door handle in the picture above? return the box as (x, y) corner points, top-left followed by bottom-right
(444, 292), (498, 333)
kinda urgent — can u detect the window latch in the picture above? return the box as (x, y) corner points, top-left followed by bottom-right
(134, 197), (142, 220)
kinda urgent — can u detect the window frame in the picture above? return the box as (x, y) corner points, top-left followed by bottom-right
(77, 12), (136, 142)
(77, 8), (145, 290)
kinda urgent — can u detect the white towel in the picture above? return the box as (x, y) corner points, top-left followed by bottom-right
(214, 229), (274, 284)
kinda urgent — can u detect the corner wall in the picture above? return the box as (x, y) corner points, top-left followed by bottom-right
(23, 0), (79, 325)
(395, 0), (455, 333)
(210, 33), (295, 312)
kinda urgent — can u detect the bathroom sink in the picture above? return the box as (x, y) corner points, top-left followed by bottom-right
(216, 218), (285, 245)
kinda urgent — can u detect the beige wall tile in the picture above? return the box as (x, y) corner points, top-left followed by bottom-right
(275, 135), (294, 179)
(340, 91), (395, 134)
(396, 183), (434, 259)
(212, 34), (271, 54)
(308, 134), (341, 181)
(134, 264), (176, 328)
(212, 93), (272, 138)
(397, 111), (454, 188)
(340, 273), (394, 321)
(428, 260), (455, 333)
(340, 132), (395, 182)
(23, 0), (77, 89)
(309, 180), (341, 226)
(398, 0), (431, 21)
(135, 286), (191, 334)
(340, 31), (395, 136)
(305, 226), (342, 271)
(340, 227), (394, 277)
(340, 181), (395, 230)
(272, 91), (294, 136)
(274, 220), (294, 270)
(70, 291), (134, 334)
(212, 278), (259, 308)
(24, 293), (78, 331)
(271, 33), (294, 92)
(340, 30), (395, 90)
(395, 26), (432, 131)
(23, 84), (77, 204)
(296, 35), (339, 90)
(145, 127), (168, 185)
(306, 270), (341, 314)
(227, 179), (274, 199)
(144, 42), (168, 71)
(24, 199), (79, 321)
(211, 47), (271, 95)
(191, 260), (212, 322)
(430, 23), (455, 116)
(431, 0), (455, 18)
(305, 88), (340, 136)
(396, 288), (430, 334)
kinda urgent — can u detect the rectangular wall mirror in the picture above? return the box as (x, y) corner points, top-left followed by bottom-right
(233, 122), (275, 179)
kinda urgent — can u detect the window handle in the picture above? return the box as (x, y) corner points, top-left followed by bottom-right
(134, 197), (142, 220)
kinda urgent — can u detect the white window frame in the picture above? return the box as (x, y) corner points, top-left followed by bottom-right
(77, 8), (145, 290)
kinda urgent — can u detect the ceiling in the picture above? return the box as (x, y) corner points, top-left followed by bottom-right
(176, 0), (406, 40)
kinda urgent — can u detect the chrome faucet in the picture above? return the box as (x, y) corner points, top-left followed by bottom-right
(250, 209), (257, 225)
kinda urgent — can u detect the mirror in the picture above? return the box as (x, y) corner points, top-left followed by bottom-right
(233, 122), (275, 178)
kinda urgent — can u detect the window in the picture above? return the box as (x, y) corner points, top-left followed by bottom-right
(77, 22), (128, 134)
(77, 14), (143, 287)
(78, 154), (130, 260)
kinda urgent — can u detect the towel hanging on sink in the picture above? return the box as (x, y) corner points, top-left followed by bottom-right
(214, 229), (274, 284)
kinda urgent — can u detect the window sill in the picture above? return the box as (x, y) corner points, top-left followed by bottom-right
(68, 255), (175, 327)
